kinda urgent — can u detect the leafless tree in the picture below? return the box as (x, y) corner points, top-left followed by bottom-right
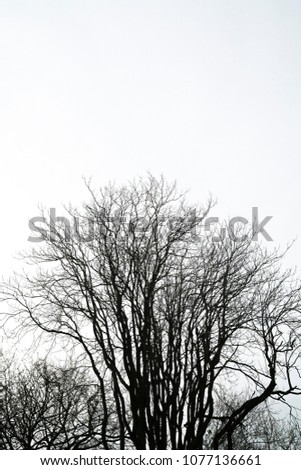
(2, 360), (118, 449)
(233, 406), (301, 450)
(3, 174), (301, 449)
(208, 391), (301, 450)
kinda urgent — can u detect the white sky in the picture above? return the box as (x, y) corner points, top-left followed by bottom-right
(1, 0), (301, 275)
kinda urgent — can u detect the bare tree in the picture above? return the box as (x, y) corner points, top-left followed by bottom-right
(3, 175), (301, 449)
(234, 406), (301, 450)
(209, 392), (301, 450)
(2, 360), (118, 449)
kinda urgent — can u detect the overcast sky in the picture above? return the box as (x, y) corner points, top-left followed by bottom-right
(1, 0), (301, 276)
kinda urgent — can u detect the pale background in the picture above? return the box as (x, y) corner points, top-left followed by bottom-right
(1, 0), (301, 274)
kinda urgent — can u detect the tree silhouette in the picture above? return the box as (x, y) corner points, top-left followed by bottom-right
(2, 360), (119, 449)
(3, 175), (301, 449)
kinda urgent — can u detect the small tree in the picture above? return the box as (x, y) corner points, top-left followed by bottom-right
(210, 392), (301, 449)
(3, 175), (301, 449)
(2, 360), (118, 449)
(232, 406), (301, 450)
